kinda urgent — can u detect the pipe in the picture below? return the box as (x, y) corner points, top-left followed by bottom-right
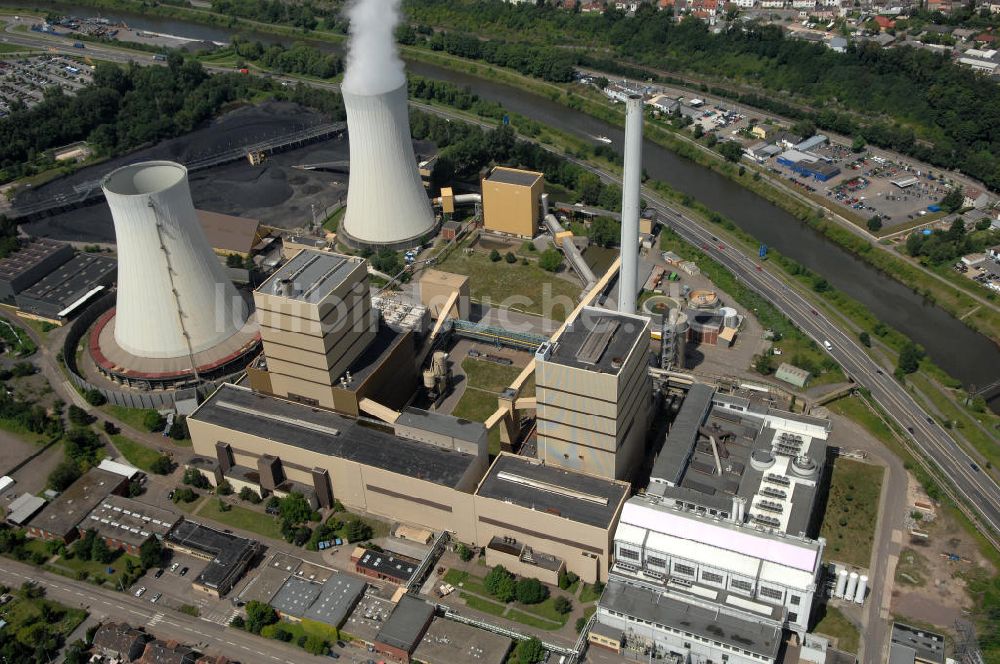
(619, 94), (643, 315)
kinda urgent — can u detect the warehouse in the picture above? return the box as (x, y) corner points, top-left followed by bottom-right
(26, 468), (129, 543)
(81, 496), (180, 555)
(374, 594), (436, 663)
(165, 520), (259, 597)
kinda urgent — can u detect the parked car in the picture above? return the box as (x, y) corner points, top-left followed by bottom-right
(134, 587), (146, 597)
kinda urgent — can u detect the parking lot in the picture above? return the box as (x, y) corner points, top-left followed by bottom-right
(0, 55), (93, 116)
(129, 550), (239, 625)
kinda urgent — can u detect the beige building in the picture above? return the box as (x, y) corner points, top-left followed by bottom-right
(417, 269), (470, 320)
(481, 167), (544, 238)
(535, 307), (652, 481)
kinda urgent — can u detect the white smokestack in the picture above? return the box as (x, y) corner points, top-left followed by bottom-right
(340, 0), (435, 249)
(619, 94), (643, 315)
(102, 161), (247, 359)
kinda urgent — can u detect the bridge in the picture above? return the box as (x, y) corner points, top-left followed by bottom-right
(8, 122), (346, 221)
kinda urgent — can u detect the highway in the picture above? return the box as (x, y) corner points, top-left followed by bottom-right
(5, 15), (999, 546)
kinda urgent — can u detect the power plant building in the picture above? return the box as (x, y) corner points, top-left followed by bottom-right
(534, 307), (652, 481)
(481, 167), (544, 238)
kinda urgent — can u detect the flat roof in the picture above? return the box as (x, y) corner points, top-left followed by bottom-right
(476, 454), (629, 528)
(486, 167), (542, 187)
(651, 383), (715, 485)
(376, 594), (435, 653)
(193, 384), (477, 488)
(82, 496), (180, 548)
(258, 249), (358, 304)
(270, 576), (322, 618)
(6, 493), (46, 525)
(602, 578), (781, 658)
(165, 520), (257, 591)
(29, 468), (126, 537)
(545, 307), (647, 374)
(412, 617), (511, 664)
(16, 252), (115, 312)
(196, 209), (262, 255)
(891, 623), (946, 664)
(0, 238), (69, 282)
(304, 574), (367, 625)
(395, 407), (486, 443)
(356, 548), (419, 583)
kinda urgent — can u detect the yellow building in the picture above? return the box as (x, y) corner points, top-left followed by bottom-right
(418, 269), (470, 320)
(481, 167), (544, 238)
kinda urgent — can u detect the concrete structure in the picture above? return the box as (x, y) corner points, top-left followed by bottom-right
(0, 238), (72, 302)
(485, 535), (564, 585)
(534, 307), (652, 480)
(474, 454), (630, 583)
(26, 468), (128, 543)
(619, 94), (644, 315)
(195, 209), (265, 258)
(374, 594), (435, 663)
(418, 269), (470, 320)
(101, 161), (248, 360)
(165, 520), (259, 597)
(340, 83), (436, 250)
(481, 167), (544, 238)
(81, 495), (181, 555)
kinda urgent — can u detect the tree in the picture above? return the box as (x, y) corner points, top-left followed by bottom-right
(705, 133), (718, 148)
(83, 389), (106, 407)
(867, 215), (882, 232)
(67, 405), (94, 427)
(859, 331), (871, 347)
(456, 543), (474, 562)
(216, 480), (233, 496)
(719, 140), (744, 163)
(102, 420), (119, 435)
(538, 249), (562, 272)
(279, 492), (313, 525)
(897, 342), (924, 374)
(553, 596), (572, 614)
(172, 487), (197, 503)
(590, 217), (620, 248)
(940, 187), (964, 213)
(693, 124), (704, 139)
(484, 565), (516, 602)
(575, 616), (587, 633)
(168, 416), (189, 440)
(851, 135), (866, 153)
(149, 455), (173, 475)
(183, 468), (210, 489)
(244, 601), (278, 634)
(345, 518), (373, 542)
(754, 354), (775, 375)
(515, 577), (548, 605)
(139, 536), (162, 570)
(792, 119), (816, 138)
(48, 460), (81, 491)
(513, 637), (546, 664)
(143, 410), (165, 432)
(226, 253), (244, 267)
(303, 634), (328, 655)
(239, 486), (262, 504)
(504, 251), (517, 264)
(489, 249), (502, 262)
(558, 569), (579, 590)
(91, 535), (114, 564)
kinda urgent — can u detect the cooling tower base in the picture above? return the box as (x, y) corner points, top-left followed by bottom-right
(89, 307), (261, 389)
(338, 220), (440, 252)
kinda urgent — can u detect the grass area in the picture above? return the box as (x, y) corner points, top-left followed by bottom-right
(894, 547), (930, 587)
(516, 596), (570, 626)
(506, 608), (562, 631)
(263, 617), (341, 646)
(579, 583), (603, 604)
(435, 238), (582, 321)
(819, 459), (885, 567)
(0, 594), (87, 648)
(103, 405), (159, 433)
(0, 417), (53, 445)
(19, 317), (56, 339)
(323, 206), (345, 232)
(46, 552), (140, 587)
(196, 498), (284, 541)
(812, 605), (860, 653)
(0, 42), (35, 53)
(461, 358), (530, 394)
(328, 511), (391, 542)
(110, 433), (161, 472)
(442, 569), (491, 597)
(173, 493), (207, 514)
(460, 591), (506, 617)
(451, 388), (502, 455)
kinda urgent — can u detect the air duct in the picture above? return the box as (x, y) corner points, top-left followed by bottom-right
(102, 161), (247, 359)
(618, 94), (643, 315)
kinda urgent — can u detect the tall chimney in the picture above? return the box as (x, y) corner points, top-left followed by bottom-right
(619, 94), (643, 315)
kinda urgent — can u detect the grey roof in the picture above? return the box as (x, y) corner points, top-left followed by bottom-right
(891, 623), (946, 664)
(270, 576), (322, 618)
(16, 253), (116, 310)
(601, 578), (782, 658)
(545, 307), (647, 374)
(165, 520), (257, 591)
(83, 496), (180, 548)
(650, 383), (715, 485)
(486, 167), (542, 187)
(476, 455), (628, 528)
(6, 493), (46, 525)
(303, 574), (367, 626)
(29, 468), (127, 537)
(375, 594), (434, 653)
(889, 644), (917, 664)
(356, 548), (419, 582)
(395, 407), (486, 443)
(0, 239), (70, 283)
(193, 384), (477, 488)
(259, 249), (355, 304)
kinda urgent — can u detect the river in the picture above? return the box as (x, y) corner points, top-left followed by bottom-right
(12, 3), (1000, 400)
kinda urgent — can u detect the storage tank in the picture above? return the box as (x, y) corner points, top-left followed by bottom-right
(854, 575), (868, 604)
(845, 572), (859, 600)
(835, 568), (849, 598)
(720, 306), (739, 329)
(102, 161), (247, 359)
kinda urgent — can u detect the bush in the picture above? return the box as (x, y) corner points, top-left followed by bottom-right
(867, 215), (883, 232)
(143, 410), (165, 432)
(456, 543), (474, 562)
(538, 249), (562, 272)
(11, 361), (35, 377)
(489, 249), (502, 262)
(239, 486), (262, 504)
(513, 637), (545, 664)
(575, 616), (587, 633)
(102, 420), (119, 435)
(345, 518), (372, 543)
(303, 634), (328, 655)
(182, 468), (211, 489)
(67, 405), (94, 427)
(515, 577), (548, 605)
(504, 251), (517, 263)
(216, 480), (233, 496)
(168, 416), (188, 440)
(558, 569), (579, 590)
(553, 596), (572, 614)
(172, 487), (197, 504)
(48, 460), (82, 491)
(83, 389), (106, 406)
(149, 455), (173, 475)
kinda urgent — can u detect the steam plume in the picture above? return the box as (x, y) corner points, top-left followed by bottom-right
(342, 0), (406, 96)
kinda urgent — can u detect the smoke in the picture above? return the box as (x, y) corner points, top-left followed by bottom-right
(341, 0), (406, 96)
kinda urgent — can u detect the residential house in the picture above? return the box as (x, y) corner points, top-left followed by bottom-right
(964, 187), (991, 209)
(761, 0), (786, 7)
(828, 35), (849, 51)
(987, 245), (1000, 262)
(733, 0), (756, 7)
(874, 15), (896, 29)
(138, 639), (199, 664)
(92, 622), (151, 662)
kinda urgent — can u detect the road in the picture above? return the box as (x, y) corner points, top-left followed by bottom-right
(0, 557), (331, 663)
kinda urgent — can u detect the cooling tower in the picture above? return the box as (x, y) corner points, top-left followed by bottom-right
(619, 94), (643, 315)
(340, 83), (436, 249)
(102, 161), (248, 359)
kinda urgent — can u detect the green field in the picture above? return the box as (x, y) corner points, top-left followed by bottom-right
(516, 596), (570, 627)
(461, 358), (529, 394)
(443, 569), (490, 597)
(194, 498), (284, 541)
(46, 552), (140, 587)
(435, 240), (582, 321)
(262, 617), (340, 649)
(460, 591), (506, 617)
(110, 434), (161, 472)
(0, 42), (35, 53)
(812, 606), (860, 653)
(103, 405), (160, 432)
(0, 593), (88, 653)
(506, 608), (562, 630)
(579, 583), (603, 604)
(819, 459), (885, 567)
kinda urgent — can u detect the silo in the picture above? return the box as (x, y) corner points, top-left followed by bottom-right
(835, 568), (849, 598)
(102, 161), (247, 359)
(673, 309), (688, 369)
(854, 575), (868, 604)
(845, 572), (859, 600)
(340, 82), (436, 250)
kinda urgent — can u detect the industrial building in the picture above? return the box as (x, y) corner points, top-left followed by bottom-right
(776, 150), (841, 182)
(373, 594), (436, 663)
(353, 547), (419, 586)
(26, 467), (129, 543)
(481, 167), (544, 238)
(418, 269), (470, 321)
(165, 520), (259, 598)
(81, 495), (181, 555)
(5, 493), (46, 526)
(534, 307), (652, 480)
(888, 623), (946, 664)
(195, 209), (266, 259)
(269, 573), (366, 626)
(591, 384), (832, 664)
(0, 238), (116, 323)
(249, 249), (416, 416)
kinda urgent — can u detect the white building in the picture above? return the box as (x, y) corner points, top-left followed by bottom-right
(760, 0), (786, 6)
(734, 0), (757, 7)
(591, 385), (831, 664)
